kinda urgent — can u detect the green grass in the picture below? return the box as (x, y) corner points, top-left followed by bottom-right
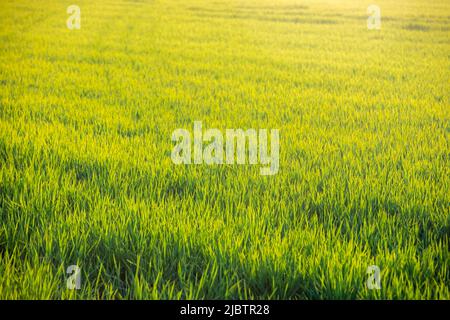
(0, 0), (449, 299)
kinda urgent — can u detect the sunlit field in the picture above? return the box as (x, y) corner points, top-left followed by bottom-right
(0, 0), (449, 299)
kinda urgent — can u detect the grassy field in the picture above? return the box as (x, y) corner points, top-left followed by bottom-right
(0, 0), (449, 299)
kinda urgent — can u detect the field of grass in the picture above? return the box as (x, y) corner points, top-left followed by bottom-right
(0, 0), (449, 299)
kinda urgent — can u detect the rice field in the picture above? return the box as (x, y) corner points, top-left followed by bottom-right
(0, 0), (449, 299)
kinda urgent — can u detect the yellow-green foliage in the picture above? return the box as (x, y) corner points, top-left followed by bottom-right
(0, 0), (449, 299)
